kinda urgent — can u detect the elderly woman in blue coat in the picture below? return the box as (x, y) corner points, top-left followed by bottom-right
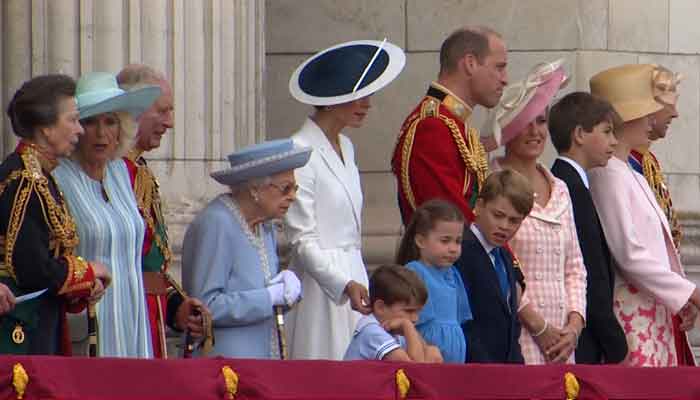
(182, 139), (309, 358)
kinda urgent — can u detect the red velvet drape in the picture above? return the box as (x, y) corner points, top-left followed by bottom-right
(0, 356), (698, 400)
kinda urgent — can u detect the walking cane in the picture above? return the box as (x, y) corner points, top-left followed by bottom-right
(274, 305), (288, 360)
(164, 273), (213, 358)
(183, 307), (200, 359)
(87, 303), (98, 357)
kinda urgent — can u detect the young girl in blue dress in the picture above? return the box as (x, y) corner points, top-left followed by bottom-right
(396, 199), (472, 363)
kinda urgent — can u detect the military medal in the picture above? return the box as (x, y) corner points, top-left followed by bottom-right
(12, 324), (24, 344)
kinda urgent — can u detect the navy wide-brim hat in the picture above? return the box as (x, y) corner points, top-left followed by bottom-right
(289, 39), (406, 106)
(211, 139), (312, 186)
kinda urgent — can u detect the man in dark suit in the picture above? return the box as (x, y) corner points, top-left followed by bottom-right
(455, 169), (534, 363)
(549, 92), (628, 364)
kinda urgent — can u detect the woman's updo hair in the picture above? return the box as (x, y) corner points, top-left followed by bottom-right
(6, 74), (77, 139)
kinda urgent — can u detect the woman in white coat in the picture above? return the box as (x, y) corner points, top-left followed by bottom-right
(285, 40), (406, 360)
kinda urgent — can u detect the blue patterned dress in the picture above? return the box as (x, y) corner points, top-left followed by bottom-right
(406, 260), (472, 363)
(53, 158), (151, 358)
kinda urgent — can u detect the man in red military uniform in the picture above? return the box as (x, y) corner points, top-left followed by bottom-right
(117, 64), (211, 358)
(392, 26), (508, 224)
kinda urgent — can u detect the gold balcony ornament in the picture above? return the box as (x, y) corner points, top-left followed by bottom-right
(12, 363), (28, 399)
(564, 371), (580, 400)
(222, 366), (238, 399)
(395, 368), (410, 399)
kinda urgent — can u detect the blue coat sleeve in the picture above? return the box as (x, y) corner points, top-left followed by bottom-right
(182, 204), (273, 328)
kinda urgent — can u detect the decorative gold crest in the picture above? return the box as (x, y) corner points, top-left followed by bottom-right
(11, 324), (24, 345)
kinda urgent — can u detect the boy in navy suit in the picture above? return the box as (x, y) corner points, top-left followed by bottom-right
(549, 92), (628, 364)
(455, 169), (534, 363)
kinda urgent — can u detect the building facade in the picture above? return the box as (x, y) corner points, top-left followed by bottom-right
(2, 0), (700, 352)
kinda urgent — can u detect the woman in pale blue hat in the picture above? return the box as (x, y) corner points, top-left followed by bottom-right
(53, 72), (160, 357)
(285, 39), (405, 360)
(181, 139), (309, 358)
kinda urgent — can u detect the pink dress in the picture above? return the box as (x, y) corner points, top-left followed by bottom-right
(494, 161), (587, 364)
(589, 157), (695, 367)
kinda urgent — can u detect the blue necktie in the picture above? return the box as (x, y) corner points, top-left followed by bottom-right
(490, 247), (510, 300)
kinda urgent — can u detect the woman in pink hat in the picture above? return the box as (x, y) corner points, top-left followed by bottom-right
(488, 60), (587, 365)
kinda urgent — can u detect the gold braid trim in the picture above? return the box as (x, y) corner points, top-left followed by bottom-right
(397, 98), (488, 213)
(126, 147), (145, 164)
(133, 161), (172, 268)
(641, 152), (682, 248)
(58, 256), (92, 295)
(437, 115), (488, 195)
(0, 171), (22, 199)
(4, 175), (33, 280)
(399, 114), (422, 211)
(2, 150), (79, 280)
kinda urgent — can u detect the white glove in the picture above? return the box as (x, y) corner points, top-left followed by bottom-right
(266, 283), (286, 306)
(269, 270), (302, 306)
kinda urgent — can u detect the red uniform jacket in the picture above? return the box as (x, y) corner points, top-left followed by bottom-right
(392, 83), (527, 294)
(392, 82), (488, 224)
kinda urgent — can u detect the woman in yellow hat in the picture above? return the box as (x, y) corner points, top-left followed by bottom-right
(589, 64), (700, 367)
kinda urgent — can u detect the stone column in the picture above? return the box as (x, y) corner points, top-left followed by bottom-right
(1, 0), (266, 275)
(2, 0), (32, 155)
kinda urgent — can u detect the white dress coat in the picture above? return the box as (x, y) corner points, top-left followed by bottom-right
(284, 117), (368, 360)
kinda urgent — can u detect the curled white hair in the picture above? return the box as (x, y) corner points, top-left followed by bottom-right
(229, 176), (272, 197)
(113, 111), (137, 158)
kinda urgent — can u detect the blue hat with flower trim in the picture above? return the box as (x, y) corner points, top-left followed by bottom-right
(211, 139), (312, 186)
(289, 39), (405, 106)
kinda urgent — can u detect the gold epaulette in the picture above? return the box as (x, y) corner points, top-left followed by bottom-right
(125, 147), (144, 164)
(420, 96), (441, 119)
(397, 96), (488, 212)
(397, 97), (438, 211)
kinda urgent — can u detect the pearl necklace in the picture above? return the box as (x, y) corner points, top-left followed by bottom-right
(219, 194), (279, 359)
(220, 194), (271, 282)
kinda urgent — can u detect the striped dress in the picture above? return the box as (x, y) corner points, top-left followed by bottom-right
(53, 158), (151, 358)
